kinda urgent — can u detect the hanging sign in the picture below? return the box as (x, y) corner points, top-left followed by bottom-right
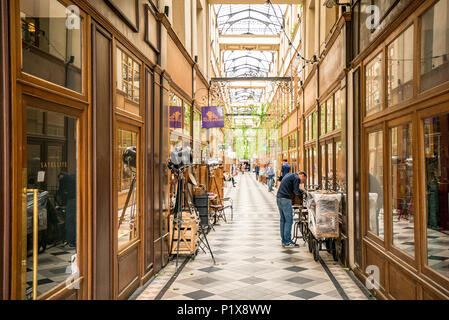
(201, 106), (224, 128)
(169, 106), (182, 128)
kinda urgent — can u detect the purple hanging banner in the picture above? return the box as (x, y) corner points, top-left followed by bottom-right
(202, 106), (224, 128)
(169, 106), (182, 128)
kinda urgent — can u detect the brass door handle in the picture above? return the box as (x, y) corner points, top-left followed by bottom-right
(26, 189), (39, 300)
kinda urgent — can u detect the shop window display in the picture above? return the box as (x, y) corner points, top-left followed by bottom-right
(390, 123), (414, 257)
(368, 130), (384, 239)
(424, 113), (449, 279)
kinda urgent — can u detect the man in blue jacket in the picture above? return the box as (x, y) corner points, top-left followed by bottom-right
(280, 159), (291, 182)
(276, 171), (307, 248)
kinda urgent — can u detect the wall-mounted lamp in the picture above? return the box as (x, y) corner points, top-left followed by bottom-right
(323, 0), (351, 8)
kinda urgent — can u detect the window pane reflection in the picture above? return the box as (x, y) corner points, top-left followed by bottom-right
(391, 123), (414, 257)
(336, 141), (344, 191)
(366, 53), (383, 116)
(387, 25), (414, 106)
(20, 0), (82, 92)
(327, 99), (333, 133)
(328, 142), (333, 190)
(25, 107), (77, 299)
(420, 0), (449, 92)
(321, 144), (326, 188)
(320, 103), (326, 136)
(335, 90), (342, 129)
(368, 130), (384, 239)
(313, 146), (318, 186)
(117, 129), (139, 250)
(424, 114), (449, 279)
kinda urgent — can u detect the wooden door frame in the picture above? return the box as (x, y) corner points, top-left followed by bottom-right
(10, 93), (89, 300)
(0, 0), (11, 301)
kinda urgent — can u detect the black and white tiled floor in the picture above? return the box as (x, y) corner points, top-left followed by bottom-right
(137, 173), (369, 300)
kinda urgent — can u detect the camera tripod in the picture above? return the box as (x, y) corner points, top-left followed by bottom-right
(170, 167), (215, 271)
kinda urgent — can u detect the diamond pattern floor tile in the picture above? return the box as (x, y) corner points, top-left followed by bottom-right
(136, 174), (370, 300)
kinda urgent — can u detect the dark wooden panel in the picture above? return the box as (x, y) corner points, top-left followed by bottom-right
(0, 0), (10, 300)
(161, 77), (170, 266)
(353, 68), (362, 267)
(104, 0), (139, 32)
(153, 238), (162, 273)
(92, 23), (113, 300)
(118, 245), (139, 294)
(422, 287), (445, 300)
(388, 263), (417, 300)
(153, 74), (162, 272)
(365, 245), (386, 290)
(145, 69), (154, 271)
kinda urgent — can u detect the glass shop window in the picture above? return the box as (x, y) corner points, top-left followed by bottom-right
(312, 112), (317, 139)
(170, 93), (183, 134)
(328, 142), (333, 190)
(327, 98), (333, 133)
(25, 107), (78, 299)
(193, 111), (201, 142)
(367, 130), (384, 239)
(335, 90), (342, 130)
(20, 0), (83, 92)
(423, 113), (449, 279)
(116, 48), (141, 114)
(387, 25), (414, 106)
(366, 53), (383, 117)
(390, 123), (414, 257)
(420, 0), (449, 93)
(309, 148), (313, 185)
(320, 103), (326, 136)
(117, 129), (139, 250)
(184, 103), (191, 136)
(313, 146), (318, 186)
(305, 116), (309, 142)
(336, 141), (343, 191)
(321, 144), (326, 189)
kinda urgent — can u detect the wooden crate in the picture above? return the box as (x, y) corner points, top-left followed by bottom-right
(169, 212), (199, 255)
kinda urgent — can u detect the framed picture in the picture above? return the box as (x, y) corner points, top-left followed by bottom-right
(104, 0), (139, 32)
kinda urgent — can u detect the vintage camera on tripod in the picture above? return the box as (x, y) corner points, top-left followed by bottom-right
(122, 146), (137, 170)
(167, 146), (193, 173)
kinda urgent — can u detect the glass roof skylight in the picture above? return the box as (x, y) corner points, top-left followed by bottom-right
(215, 4), (287, 35)
(223, 50), (274, 78)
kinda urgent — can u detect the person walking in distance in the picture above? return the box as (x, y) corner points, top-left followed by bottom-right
(266, 163), (275, 192)
(276, 171), (307, 248)
(255, 163), (260, 181)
